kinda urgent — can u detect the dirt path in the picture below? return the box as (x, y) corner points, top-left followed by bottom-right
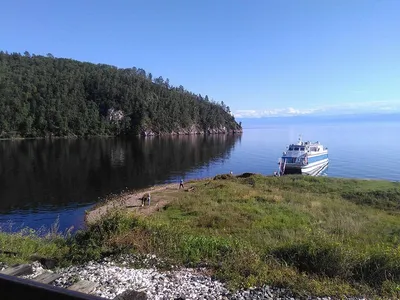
(85, 183), (187, 224)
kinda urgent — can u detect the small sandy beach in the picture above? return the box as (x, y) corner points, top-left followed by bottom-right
(85, 182), (193, 224)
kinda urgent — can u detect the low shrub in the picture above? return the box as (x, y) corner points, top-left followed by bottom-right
(64, 210), (138, 264)
(270, 237), (354, 278)
(213, 174), (234, 180)
(353, 245), (400, 286)
(341, 189), (400, 211)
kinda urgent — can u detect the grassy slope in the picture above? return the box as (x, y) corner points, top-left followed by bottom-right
(1, 175), (400, 298)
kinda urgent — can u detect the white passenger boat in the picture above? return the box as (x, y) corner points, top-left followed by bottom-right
(277, 136), (329, 176)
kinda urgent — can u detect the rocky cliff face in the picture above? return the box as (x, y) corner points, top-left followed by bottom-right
(139, 124), (242, 137)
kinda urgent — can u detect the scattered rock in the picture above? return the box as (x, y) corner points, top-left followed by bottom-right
(114, 289), (147, 300)
(2, 254), (366, 300)
(30, 255), (58, 269)
(213, 174), (234, 180)
(236, 172), (256, 178)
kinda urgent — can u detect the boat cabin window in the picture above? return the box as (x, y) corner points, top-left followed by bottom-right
(288, 147), (294, 150)
(294, 147), (299, 151)
(300, 147), (305, 151)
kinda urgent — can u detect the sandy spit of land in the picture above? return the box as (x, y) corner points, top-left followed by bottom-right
(85, 181), (199, 225)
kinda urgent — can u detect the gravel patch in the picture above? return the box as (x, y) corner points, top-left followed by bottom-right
(53, 259), (230, 299)
(5, 255), (367, 299)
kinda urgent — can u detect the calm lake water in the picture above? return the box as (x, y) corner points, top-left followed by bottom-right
(1, 120), (399, 232)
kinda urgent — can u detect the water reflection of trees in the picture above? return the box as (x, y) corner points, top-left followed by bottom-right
(0, 134), (241, 211)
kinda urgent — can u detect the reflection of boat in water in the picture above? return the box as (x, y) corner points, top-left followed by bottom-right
(277, 135), (329, 176)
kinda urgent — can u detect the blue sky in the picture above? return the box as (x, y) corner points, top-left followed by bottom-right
(1, 0), (399, 118)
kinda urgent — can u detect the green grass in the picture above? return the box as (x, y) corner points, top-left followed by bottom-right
(0, 227), (69, 265)
(1, 174), (400, 298)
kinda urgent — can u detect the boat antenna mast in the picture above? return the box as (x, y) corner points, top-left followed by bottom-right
(297, 134), (303, 145)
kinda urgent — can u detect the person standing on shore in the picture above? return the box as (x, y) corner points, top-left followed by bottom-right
(179, 179), (184, 189)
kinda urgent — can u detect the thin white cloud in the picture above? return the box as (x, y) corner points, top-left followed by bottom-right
(234, 107), (321, 118)
(234, 101), (400, 118)
(237, 108), (325, 118)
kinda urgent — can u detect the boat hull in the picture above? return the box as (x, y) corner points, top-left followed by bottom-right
(284, 158), (329, 175)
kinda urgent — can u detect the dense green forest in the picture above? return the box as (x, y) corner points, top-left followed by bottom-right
(0, 51), (242, 138)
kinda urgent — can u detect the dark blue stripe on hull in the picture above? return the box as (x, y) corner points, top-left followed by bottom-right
(308, 154), (328, 164)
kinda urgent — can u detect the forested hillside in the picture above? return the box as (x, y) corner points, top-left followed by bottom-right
(0, 51), (242, 138)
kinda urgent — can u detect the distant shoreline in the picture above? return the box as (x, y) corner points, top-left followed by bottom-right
(0, 131), (243, 141)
